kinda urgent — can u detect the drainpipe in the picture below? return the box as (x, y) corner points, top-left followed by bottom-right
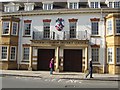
(17, 12), (23, 70)
(103, 15), (107, 73)
(100, 8), (107, 73)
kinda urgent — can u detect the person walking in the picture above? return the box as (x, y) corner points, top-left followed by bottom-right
(49, 58), (54, 75)
(85, 58), (93, 78)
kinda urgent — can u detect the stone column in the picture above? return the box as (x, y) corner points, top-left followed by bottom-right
(85, 47), (88, 71)
(55, 46), (59, 72)
(28, 46), (33, 71)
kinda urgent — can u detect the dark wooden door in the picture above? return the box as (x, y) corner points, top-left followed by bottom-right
(37, 49), (55, 71)
(63, 49), (82, 72)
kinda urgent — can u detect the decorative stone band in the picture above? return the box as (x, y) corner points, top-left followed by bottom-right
(68, 18), (78, 22)
(91, 44), (100, 48)
(24, 20), (32, 23)
(43, 19), (51, 22)
(90, 18), (100, 21)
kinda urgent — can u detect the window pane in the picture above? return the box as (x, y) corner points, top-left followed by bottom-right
(109, 2), (112, 8)
(1, 46), (7, 59)
(43, 22), (50, 39)
(91, 2), (94, 8)
(24, 23), (31, 35)
(73, 3), (77, 9)
(23, 47), (29, 60)
(95, 2), (98, 8)
(69, 3), (73, 9)
(3, 22), (9, 34)
(48, 4), (52, 10)
(91, 48), (99, 62)
(116, 19), (120, 34)
(108, 48), (113, 63)
(114, 2), (120, 8)
(12, 22), (18, 35)
(70, 22), (76, 38)
(117, 48), (120, 63)
(107, 20), (112, 34)
(10, 47), (16, 60)
(91, 22), (98, 35)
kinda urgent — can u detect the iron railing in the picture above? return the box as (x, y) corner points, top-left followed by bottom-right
(32, 31), (90, 40)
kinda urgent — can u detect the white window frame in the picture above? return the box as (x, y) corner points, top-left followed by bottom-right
(115, 18), (120, 35)
(24, 3), (34, 11)
(90, 2), (100, 8)
(114, 2), (120, 8)
(23, 47), (29, 61)
(12, 22), (18, 35)
(91, 21), (99, 35)
(2, 21), (10, 35)
(10, 46), (16, 61)
(43, 22), (50, 39)
(107, 19), (113, 35)
(69, 22), (77, 38)
(4, 6), (9, 12)
(91, 48), (99, 63)
(116, 47), (120, 64)
(107, 48), (114, 64)
(1, 46), (8, 61)
(4, 4), (19, 12)
(43, 3), (53, 10)
(68, 2), (79, 9)
(24, 22), (31, 36)
(108, 2), (113, 8)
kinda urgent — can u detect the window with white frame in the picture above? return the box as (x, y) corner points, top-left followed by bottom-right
(4, 3), (20, 12)
(69, 22), (76, 38)
(109, 2), (113, 8)
(2, 22), (10, 35)
(24, 22), (31, 36)
(69, 2), (79, 9)
(23, 47), (29, 61)
(114, 2), (120, 8)
(43, 22), (50, 39)
(10, 46), (16, 60)
(90, 2), (99, 8)
(108, 48), (113, 63)
(91, 21), (99, 35)
(1, 46), (7, 60)
(116, 19), (120, 34)
(107, 20), (112, 35)
(116, 48), (120, 63)
(24, 3), (34, 11)
(91, 48), (99, 62)
(12, 22), (18, 35)
(43, 3), (53, 10)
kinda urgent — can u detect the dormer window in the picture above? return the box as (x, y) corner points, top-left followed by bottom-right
(109, 2), (113, 8)
(43, 3), (53, 10)
(4, 2), (20, 12)
(68, 2), (79, 9)
(106, 1), (120, 8)
(90, 2), (99, 8)
(114, 2), (120, 8)
(24, 3), (35, 11)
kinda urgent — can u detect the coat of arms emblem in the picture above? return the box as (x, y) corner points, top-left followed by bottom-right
(55, 18), (64, 31)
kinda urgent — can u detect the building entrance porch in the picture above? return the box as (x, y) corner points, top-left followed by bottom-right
(29, 40), (89, 72)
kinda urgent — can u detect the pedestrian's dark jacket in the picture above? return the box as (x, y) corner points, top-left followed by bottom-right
(90, 61), (92, 69)
(88, 61), (93, 70)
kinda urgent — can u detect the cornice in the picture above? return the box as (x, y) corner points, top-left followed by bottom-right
(1, 8), (120, 17)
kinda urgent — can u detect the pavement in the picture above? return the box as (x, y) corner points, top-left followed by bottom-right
(0, 70), (120, 81)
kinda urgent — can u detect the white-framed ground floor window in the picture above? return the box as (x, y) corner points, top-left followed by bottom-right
(116, 47), (120, 64)
(1, 46), (8, 60)
(107, 48), (113, 64)
(91, 48), (99, 63)
(10, 46), (16, 61)
(23, 47), (30, 61)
